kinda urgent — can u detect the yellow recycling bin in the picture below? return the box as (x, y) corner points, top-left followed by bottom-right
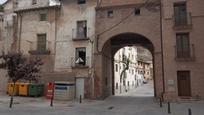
(19, 83), (30, 96)
(8, 82), (20, 96)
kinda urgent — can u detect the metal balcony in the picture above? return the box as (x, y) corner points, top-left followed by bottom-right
(173, 12), (193, 30)
(175, 44), (195, 61)
(72, 28), (90, 41)
(28, 41), (51, 55)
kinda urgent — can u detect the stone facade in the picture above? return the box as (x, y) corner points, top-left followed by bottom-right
(94, 0), (204, 100)
(162, 0), (204, 100)
(0, 0), (16, 93)
(3, 0), (96, 98)
(95, 0), (162, 99)
(0, 0), (204, 101)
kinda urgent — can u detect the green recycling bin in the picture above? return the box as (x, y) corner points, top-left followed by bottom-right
(28, 84), (44, 97)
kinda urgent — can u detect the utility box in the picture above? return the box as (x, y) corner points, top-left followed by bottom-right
(46, 82), (54, 99)
(54, 82), (75, 101)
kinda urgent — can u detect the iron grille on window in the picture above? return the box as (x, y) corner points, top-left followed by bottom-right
(40, 13), (47, 21)
(37, 34), (47, 52)
(77, 21), (87, 38)
(175, 33), (194, 59)
(174, 3), (187, 25)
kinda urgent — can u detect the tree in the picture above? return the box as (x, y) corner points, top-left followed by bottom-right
(0, 52), (43, 108)
(119, 55), (130, 93)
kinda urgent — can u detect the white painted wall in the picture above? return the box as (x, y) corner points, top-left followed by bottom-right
(114, 47), (145, 94)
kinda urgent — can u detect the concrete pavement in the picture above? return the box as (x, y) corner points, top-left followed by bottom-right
(0, 81), (203, 115)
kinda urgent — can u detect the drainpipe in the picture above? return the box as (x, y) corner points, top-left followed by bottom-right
(159, 0), (165, 99)
(53, 7), (59, 72)
(18, 14), (22, 53)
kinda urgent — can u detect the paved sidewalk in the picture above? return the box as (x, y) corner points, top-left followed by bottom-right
(0, 82), (203, 115)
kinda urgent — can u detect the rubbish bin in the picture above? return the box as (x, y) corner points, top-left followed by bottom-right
(46, 82), (54, 99)
(19, 83), (29, 96)
(8, 82), (20, 96)
(54, 82), (75, 101)
(28, 84), (44, 97)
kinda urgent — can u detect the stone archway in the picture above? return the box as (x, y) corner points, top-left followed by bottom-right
(93, 33), (164, 99)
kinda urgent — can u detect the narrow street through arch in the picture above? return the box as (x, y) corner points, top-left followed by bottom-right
(115, 81), (154, 97)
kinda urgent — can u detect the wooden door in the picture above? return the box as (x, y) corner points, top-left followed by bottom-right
(177, 71), (191, 97)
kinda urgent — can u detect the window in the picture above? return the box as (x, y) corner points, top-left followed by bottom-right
(115, 64), (118, 72)
(107, 10), (113, 18)
(116, 83), (118, 89)
(174, 2), (187, 25)
(37, 34), (46, 52)
(134, 8), (140, 15)
(78, 0), (86, 4)
(77, 20), (87, 38)
(40, 13), (47, 21)
(32, 0), (37, 5)
(75, 47), (86, 66)
(176, 33), (190, 58)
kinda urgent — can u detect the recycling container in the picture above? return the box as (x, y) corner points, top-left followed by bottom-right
(8, 82), (20, 96)
(28, 84), (44, 97)
(54, 81), (75, 101)
(19, 83), (29, 96)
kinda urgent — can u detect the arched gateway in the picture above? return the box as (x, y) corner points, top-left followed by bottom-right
(93, 32), (164, 99)
(93, 3), (164, 99)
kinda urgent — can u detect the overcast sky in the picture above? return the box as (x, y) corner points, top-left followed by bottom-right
(0, 0), (7, 4)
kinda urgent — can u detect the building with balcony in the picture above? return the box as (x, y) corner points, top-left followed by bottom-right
(0, 0), (204, 101)
(162, 0), (204, 100)
(114, 47), (139, 94)
(13, 0), (60, 73)
(114, 46), (153, 94)
(0, 0), (96, 98)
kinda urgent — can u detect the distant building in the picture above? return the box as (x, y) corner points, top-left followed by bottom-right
(114, 46), (153, 94)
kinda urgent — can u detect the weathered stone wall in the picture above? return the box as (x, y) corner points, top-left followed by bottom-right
(0, 69), (8, 93)
(17, 8), (57, 72)
(54, 0), (96, 72)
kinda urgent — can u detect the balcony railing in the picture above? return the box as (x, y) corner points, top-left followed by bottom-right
(71, 56), (90, 68)
(173, 12), (192, 30)
(72, 28), (90, 41)
(28, 41), (51, 55)
(175, 44), (195, 61)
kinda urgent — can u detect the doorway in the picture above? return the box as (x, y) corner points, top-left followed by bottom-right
(177, 71), (191, 97)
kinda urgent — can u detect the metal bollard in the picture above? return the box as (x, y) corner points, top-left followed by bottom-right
(79, 95), (82, 104)
(159, 98), (163, 107)
(188, 108), (192, 115)
(168, 102), (171, 114)
(50, 97), (53, 107)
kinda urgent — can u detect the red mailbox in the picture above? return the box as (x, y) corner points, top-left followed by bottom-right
(46, 82), (54, 99)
